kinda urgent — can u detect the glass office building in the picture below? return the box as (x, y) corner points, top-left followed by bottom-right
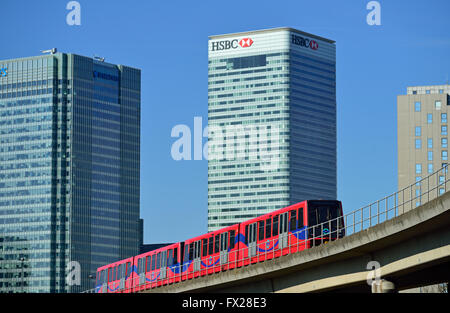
(208, 28), (336, 231)
(0, 53), (140, 292)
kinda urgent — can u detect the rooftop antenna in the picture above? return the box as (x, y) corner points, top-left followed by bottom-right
(41, 48), (57, 55)
(94, 55), (105, 62)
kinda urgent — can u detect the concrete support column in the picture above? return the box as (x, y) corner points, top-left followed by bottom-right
(371, 279), (396, 293)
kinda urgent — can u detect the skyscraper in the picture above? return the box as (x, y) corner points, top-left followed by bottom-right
(397, 84), (450, 208)
(207, 28), (337, 231)
(0, 52), (140, 293)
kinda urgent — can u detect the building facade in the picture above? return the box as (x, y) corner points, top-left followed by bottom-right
(397, 84), (450, 207)
(0, 53), (140, 293)
(207, 28), (337, 231)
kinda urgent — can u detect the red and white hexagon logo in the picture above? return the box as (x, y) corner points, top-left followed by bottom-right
(239, 38), (254, 48)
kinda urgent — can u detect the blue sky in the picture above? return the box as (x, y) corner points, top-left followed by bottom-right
(1, 0), (449, 244)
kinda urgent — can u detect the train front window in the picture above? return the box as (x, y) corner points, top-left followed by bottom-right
(308, 205), (340, 226)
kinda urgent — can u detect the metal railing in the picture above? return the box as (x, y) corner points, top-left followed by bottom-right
(82, 164), (449, 293)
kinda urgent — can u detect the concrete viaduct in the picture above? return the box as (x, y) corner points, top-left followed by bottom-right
(142, 190), (450, 293)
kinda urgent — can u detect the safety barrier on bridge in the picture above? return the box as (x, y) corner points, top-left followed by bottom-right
(82, 164), (449, 293)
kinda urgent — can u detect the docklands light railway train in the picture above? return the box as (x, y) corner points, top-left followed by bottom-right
(95, 200), (345, 293)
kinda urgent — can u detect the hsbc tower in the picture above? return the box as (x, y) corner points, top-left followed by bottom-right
(207, 27), (336, 231)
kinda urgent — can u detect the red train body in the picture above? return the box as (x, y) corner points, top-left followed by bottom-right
(95, 200), (344, 293)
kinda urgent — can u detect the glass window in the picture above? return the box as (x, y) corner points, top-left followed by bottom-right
(426, 90), (430, 94)
(439, 176), (445, 184)
(214, 235), (220, 254)
(415, 126), (421, 136)
(442, 138), (448, 148)
(229, 230), (236, 249)
(413, 90), (417, 95)
(442, 113), (447, 123)
(415, 139), (421, 149)
(208, 236), (213, 255)
(428, 138), (433, 149)
(202, 239), (208, 257)
(439, 89), (444, 94)
(428, 163), (433, 173)
(289, 210), (297, 232)
(258, 220), (265, 241)
(428, 151), (433, 161)
(415, 101), (421, 112)
(265, 218), (271, 238)
(442, 125), (447, 136)
(416, 138), (426, 149)
(439, 188), (445, 195)
(416, 176), (422, 187)
(416, 164), (422, 174)
(298, 208), (304, 228)
(442, 151), (448, 161)
(427, 113), (432, 123)
(436, 101), (442, 110)
(272, 215), (279, 236)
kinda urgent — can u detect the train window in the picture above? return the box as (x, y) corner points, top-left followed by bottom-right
(152, 254), (156, 271)
(214, 235), (220, 254)
(156, 253), (161, 270)
(289, 210), (297, 232)
(184, 245), (189, 263)
(258, 220), (265, 241)
(202, 239), (208, 257)
(273, 215), (279, 236)
(173, 247), (178, 265)
(245, 225), (249, 245)
(115, 266), (118, 280)
(146, 256), (151, 272)
(168, 249), (173, 267)
(127, 262), (131, 276)
(137, 259), (141, 274)
(117, 265), (121, 280)
(229, 230), (236, 249)
(189, 243), (194, 261)
(208, 237), (214, 255)
(298, 208), (304, 227)
(265, 218), (272, 238)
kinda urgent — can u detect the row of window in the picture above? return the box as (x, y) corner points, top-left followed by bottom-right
(412, 89), (446, 95)
(416, 161), (448, 174)
(415, 138), (448, 149)
(415, 125), (448, 136)
(414, 100), (443, 112)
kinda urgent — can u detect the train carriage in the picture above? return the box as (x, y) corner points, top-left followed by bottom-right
(94, 200), (345, 292)
(96, 257), (134, 293)
(182, 224), (240, 280)
(132, 243), (182, 291)
(237, 200), (344, 266)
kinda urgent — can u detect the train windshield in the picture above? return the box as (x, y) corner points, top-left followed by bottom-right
(307, 201), (344, 238)
(308, 203), (340, 226)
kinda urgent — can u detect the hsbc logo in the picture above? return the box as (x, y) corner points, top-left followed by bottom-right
(239, 38), (253, 48)
(291, 34), (319, 51)
(211, 37), (254, 51)
(0, 67), (7, 77)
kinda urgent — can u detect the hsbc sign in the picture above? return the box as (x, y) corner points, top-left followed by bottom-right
(211, 37), (254, 51)
(291, 34), (319, 51)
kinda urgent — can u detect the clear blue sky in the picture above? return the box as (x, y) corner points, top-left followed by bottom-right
(1, 0), (449, 244)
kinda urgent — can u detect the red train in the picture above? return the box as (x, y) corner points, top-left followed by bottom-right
(95, 200), (345, 293)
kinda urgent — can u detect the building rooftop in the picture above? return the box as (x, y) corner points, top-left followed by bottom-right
(209, 27), (335, 44)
